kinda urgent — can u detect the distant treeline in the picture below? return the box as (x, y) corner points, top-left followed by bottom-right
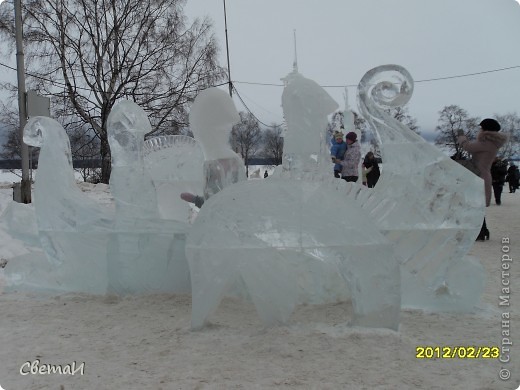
(0, 158), (282, 170)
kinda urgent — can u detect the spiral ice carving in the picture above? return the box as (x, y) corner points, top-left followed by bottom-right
(356, 64), (486, 311)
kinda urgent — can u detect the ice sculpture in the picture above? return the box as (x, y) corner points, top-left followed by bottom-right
(106, 100), (191, 294)
(24, 117), (113, 232)
(6, 105), (193, 294)
(107, 100), (159, 223)
(281, 70), (339, 174)
(6, 117), (114, 293)
(186, 74), (401, 330)
(143, 135), (204, 222)
(185, 87), (246, 205)
(354, 65), (485, 310)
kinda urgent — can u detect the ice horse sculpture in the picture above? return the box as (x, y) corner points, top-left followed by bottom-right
(7, 117), (114, 292)
(7, 104), (193, 294)
(185, 72), (402, 330)
(105, 100), (191, 294)
(354, 64), (485, 310)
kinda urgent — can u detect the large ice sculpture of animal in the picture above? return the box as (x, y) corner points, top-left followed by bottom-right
(187, 87), (246, 204)
(106, 101), (191, 294)
(280, 70), (339, 175)
(186, 73), (401, 330)
(354, 65), (485, 310)
(143, 135), (204, 222)
(6, 117), (114, 293)
(107, 100), (160, 223)
(24, 117), (113, 232)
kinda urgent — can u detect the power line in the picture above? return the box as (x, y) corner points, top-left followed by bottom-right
(232, 84), (281, 128)
(415, 65), (520, 83)
(0, 60), (229, 94)
(2, 59), (517, 91)
(234, 65), (520, 88)
(0, 60), (94, 92)
(1, 58), (518, 128)
(231, 65), (520, 126)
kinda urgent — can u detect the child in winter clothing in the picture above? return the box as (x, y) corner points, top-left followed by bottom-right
(330, 131), (347, 178)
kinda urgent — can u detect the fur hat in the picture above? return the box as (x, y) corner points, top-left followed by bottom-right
(346, 132), (357, 142)
(334, 131), (344, 139)
(480, 118), (501, 132)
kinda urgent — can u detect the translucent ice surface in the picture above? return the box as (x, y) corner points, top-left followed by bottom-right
(107, 100), (160, 223)
(143, 135), (204, 222)
(14, 116), (114, 293)
(280, 70), (339, 174)
(188, 87), (246, 203)
(186, 75), (401, 330)
(355, 65), (485, 310)
(186, 177), (401, 330)
(106, 100), (191, 294)
(8, 107), (192, 294)
(23, 117), (113, 233)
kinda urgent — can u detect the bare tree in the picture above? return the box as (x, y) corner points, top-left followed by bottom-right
(0, 0), (225, 183)
(494, 113), (520, 160)
(0, 102), (39, 171)
(230, 111), (262, 177)
(435, 105), (479, 158)
(353, 111), (368, 143)
(262, 124), (283, 165)
(327, 111), (345, 134)
(327, 110), (368, 139)
(67, 123), (101, 182)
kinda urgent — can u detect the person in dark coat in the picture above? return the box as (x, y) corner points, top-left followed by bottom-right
(490, 157), (508, 205)
(506, 164), (519, 193)
(458, 118), (508, 241)
(362, 151), (380, 188)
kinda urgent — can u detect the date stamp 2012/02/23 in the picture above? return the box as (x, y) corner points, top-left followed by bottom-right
(416, 346), (500, 359)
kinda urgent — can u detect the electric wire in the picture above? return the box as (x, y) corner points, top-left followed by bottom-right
(1, 59), (518, 129)
(232, 83), (281, 128)
(0, 61), (229, 94)
(233, 65), (520, 88)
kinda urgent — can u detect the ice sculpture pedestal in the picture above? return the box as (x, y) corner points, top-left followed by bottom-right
(106, 220), (191, 294)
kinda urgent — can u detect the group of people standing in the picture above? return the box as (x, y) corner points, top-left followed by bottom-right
(331, 117), (512, 243)
(330, 127), (380, 187)
(490, 158), (519, 205)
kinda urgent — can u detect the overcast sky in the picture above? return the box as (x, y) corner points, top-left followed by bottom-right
(185, 0), (520, 134)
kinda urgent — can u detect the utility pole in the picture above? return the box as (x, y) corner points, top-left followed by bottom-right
(14, 0), (31, 203)
(223, 0), (232, 97)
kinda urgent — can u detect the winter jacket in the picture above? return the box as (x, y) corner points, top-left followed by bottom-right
(490, 159), (508, 184)
(458, 131), (508, 206)
(339, 141), (361, 177)
(507, 166), (520, 187)
(330, 138), (347, 172)
(363, 157), (381, 187)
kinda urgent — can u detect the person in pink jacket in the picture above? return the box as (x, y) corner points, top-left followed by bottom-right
(457, 118), (508, 240)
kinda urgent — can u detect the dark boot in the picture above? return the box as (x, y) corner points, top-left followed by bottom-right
(476, 218), (489, 241)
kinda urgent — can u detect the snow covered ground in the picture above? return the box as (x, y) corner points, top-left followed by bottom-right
(0, 172), (518, 389)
